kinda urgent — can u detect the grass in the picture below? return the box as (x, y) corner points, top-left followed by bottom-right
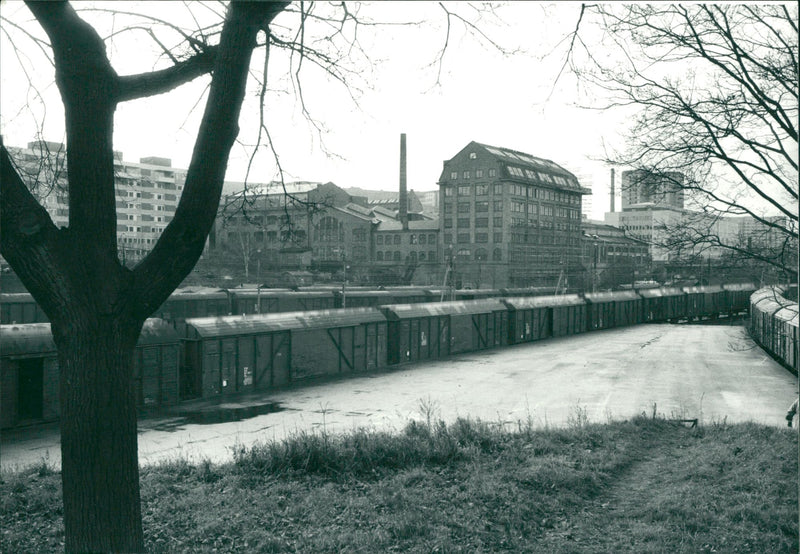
(1, 415), (797, 553)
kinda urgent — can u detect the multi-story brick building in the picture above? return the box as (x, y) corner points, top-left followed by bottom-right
(7, 140), (186, 263)
(438, 141), (590, 288)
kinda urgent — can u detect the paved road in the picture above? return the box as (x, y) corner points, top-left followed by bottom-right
(1, 323), (796, 471)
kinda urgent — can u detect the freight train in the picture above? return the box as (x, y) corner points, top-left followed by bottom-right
(3, 282), (795, 429)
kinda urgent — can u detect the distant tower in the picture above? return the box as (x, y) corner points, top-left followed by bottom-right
(610, 168), (615, 213)
(399, 133), (409, 230)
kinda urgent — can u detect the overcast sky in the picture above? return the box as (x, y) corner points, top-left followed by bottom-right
(2, 2), (634, 219)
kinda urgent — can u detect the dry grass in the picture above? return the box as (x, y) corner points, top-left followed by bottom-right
(1, 416), (797, 553)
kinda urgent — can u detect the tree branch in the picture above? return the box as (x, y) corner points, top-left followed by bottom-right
(116, 46), (216, 102)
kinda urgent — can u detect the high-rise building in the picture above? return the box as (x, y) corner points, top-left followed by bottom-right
(7, 140), (186, 263)
(621, 169), (685, 210)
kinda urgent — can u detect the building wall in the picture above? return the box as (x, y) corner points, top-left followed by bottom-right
(438, 143), (586, 288)
(621, 170), (685, 210)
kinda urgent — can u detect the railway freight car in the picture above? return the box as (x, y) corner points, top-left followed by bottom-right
(722, 283), (757, 314)
(0, 293), (49, 324)
(638, 287), (688, 322)
(750, 287), (799, 373)
(583, 291), (643, 330)
(182, 308), (388, 398)
(380, 304), (451, 365)
(154, 288), (231, 322)
(502, 294), (590, 343)
(228, 289), (336, 315)
(0, 319), (180, 428)
(682, 285), (725, 320)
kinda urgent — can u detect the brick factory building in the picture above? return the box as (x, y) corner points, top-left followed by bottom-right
(438, 141), (591, 288)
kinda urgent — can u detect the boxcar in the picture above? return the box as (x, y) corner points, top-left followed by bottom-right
(722, 283), (757, 314)
(229, 289), (336, 315)
(502, 296), (561, 344)
(455, 289), (502, 302)
(1, 319), (180, 428)
(381, 287), (433, 305)
(547, 294), (588, 337)
(638, 287), (687, 322)
(774, 304), (799, 372)
(338, 290), (394, 308)
(380, 304), (451, 365)
(134, 319), (181, 408)
(154, 288), (231, 321)
(183, 308), (388, 397)
(682, 285), (725, 320)
(0, 324), (59, 427)
(0, 293), (49, 324)
(583, 291), (643, 330)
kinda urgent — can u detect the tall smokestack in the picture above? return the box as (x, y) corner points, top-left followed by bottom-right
(399, 133), (408, 230)
(609, 168), (616, 213)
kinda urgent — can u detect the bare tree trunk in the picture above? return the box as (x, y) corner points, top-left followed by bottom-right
(54, 316), (144, 553)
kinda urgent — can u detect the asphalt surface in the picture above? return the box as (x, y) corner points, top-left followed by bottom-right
(1, 323), (796, 471)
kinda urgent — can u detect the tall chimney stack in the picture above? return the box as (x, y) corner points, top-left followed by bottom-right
(399, 133), (409, 230)
(609, 168), (616, 213)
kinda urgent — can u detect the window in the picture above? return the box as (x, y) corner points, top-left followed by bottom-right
(463, 170), (470, 179)
(444, 233), (453, 244)
(429, 251), (436, 262)
(377, 251), (384, 261)
(458, 202), (471, 214)
(450, 171), (458, 180)
(458, 186), (471, 196)
(394, 235), (401, 245)
(476, 169), (484, 178)
(267, 216), (277, 225)
(444, 203), (453, 214)
(475, 201), (489, 212)
(494, 216), (503, 228)
(494, 200), (503, 212)
(493, 184), (503, 195)
(475, 184), (489, 196)
(457, 233), (470, 243)
(353, 228), (366, 242)
(493, 248), (502, 261)
(489, 168), (496, 177)
(444, 186), (453, 197)
(469, 152), (477, 159)
(410, 234), (417, 244)
(410, 251), (417, 262)
(508, 166), (525, 178)
(458, 217), (470, 228)
(419, 234), (427, 245)
(419, 252), (426, 261)
(377, 235), (384, 245)
(475, 248), (488, 260)
(456, 248), (471, 260)
(394, 251), (401, 261)
(428, 234), (435, 244)
(475, 233), (488, 243)
(494, 232), (503, 243)
(475, 217), (488, 228)
(444, 218), (453, 228)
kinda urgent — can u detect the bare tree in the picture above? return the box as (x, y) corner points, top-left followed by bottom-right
(565, 4), (798, 278)
(0, 3), (517, 551)
(1, 2), (289, 551)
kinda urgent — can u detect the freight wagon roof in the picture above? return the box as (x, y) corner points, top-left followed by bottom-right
(229, 290), (334, 299)
(185, 307), (386, 338)
(502, 294), (585, 309)
(682, 285), (724, 294)
(166, 291), (229, 300)
(751, 293), (795, 316)
(343, 290), (393, 298)
(583, 291), (641, 303)
(381, 299), (508, 319)
(137, 318), (180, 346)
(775, 304), (799, 326)
(0, 292), (36, 302)
(722, 283), (756, 292)
(636, 287), (685, 298)
(0, 323), (55, 356)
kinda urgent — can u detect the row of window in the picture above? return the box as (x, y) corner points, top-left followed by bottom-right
(451, 248), (502, 262)
(448, 168), (498, 180)
(444, 217), (502, 229)
(376, 251), (438, 262)
(443, 232), (503, 244)
(376, 233), (437, 245)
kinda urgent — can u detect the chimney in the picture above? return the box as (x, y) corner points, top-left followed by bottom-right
(399, 133), (409, 230)
(609, 168), (616, 213)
